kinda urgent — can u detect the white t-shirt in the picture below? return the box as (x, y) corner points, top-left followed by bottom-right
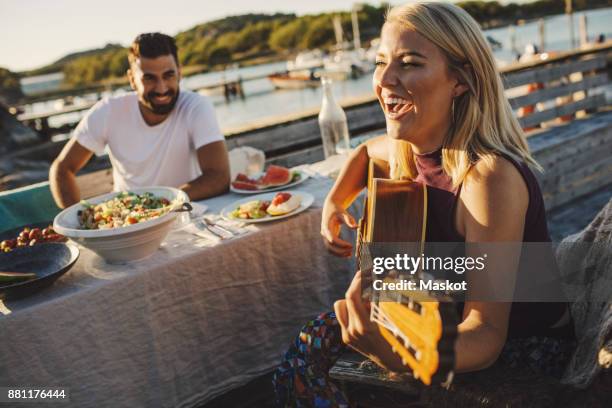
(74, 91), (224, 192)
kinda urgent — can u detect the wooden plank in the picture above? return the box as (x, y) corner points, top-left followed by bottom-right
(528, 111), (612, 154)
(542, 160), (612, 210)
(536, 125), (612, 174)
(76, 168), (113, 199)
(225, 101), (385, 157)
(503, 55), (607, 89)
(518, 93), (607, 128)
(539, 151), (612, 202)
(267, 145), (324, 168)
(499, 42), (612, 74)
(527, 111), (612, 210)
(509, 73), (608, 109)
(329, 352), (420, 394)
(18, 101), (96, 121)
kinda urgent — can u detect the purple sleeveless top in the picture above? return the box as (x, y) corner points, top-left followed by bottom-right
(414, 149), (571, 338)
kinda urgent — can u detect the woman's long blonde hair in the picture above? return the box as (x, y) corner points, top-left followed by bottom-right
(385, 2), (540, 186)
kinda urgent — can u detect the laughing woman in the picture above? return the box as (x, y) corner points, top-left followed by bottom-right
(273, 2), (574, 407)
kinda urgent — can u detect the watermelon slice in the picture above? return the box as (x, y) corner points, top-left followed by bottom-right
(231, 181), (258, 190)
(231, 173), (259, 190)
(257, 165), (292, 188)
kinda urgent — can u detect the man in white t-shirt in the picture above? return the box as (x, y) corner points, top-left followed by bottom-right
(49, 33), (230, 208)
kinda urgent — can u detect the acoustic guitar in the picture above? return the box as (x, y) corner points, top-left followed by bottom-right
(356, 159), (458, 386)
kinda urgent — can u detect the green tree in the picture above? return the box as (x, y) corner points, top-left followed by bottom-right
(0, 67), (24, 104)
(269, 18), (307, 51)
(301, 15), (335, 49)
(216, 32), (239, 53)
(108, 49), (129, 77)
(233, 21), (274, 53)
(207, 46), (231, 66)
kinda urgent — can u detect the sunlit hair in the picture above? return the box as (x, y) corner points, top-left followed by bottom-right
(385, 2), (540, 186)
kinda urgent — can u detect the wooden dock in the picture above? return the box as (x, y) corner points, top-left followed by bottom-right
(17, 69), (280, 133)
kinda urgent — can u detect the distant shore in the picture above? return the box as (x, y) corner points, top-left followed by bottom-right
(15, 4), (612, 106)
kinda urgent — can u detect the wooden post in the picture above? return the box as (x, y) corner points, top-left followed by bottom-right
(579, 14), (588, 47)
(566, 0), (575, 49)
(538, 19), (546, 52)
(352, 3), (362, 50)
(333, 16), (344, 50)
(509, 25), (517, 57)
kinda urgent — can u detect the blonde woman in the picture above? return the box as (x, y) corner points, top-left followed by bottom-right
(273, 3), (573, 406)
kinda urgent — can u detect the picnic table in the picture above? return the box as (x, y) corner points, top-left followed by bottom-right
(0, 175), (359, 407)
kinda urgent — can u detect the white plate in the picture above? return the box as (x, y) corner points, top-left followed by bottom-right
(229, 170), (309, 194)
(220, 191), (314, 223)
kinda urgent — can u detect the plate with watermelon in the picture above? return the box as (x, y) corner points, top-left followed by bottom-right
(230, 165), (308, 194)
(221, 191), (314, 223)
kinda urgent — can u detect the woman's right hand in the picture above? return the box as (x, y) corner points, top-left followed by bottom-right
(321, 199), (358, 258)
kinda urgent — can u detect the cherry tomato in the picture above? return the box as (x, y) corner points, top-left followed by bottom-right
(45, 234), (63, 242)
(29, 228), (42, 241)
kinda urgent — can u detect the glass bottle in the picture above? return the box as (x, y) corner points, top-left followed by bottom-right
(318, 77), (350, 158)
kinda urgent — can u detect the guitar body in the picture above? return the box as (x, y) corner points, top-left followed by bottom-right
(357, 159), (458, 386)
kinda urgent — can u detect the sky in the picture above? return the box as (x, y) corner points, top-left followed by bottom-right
(0, 0), (532, 72)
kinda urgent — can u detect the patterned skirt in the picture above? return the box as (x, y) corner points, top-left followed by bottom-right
(273, 311), (576, 408)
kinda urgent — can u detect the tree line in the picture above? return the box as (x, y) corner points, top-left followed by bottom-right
(5, 0), (612, 93)
(0, 68), (24, 105)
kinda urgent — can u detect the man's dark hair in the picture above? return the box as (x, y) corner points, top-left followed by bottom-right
(129, 33), (179, 66)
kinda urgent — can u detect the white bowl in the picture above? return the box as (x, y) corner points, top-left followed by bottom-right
(53, 186), (190, 263)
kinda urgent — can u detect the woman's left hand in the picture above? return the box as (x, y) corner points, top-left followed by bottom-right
(334, 270), (408, 373)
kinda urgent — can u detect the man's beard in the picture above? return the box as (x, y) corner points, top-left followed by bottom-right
(142, 88), (180, 115)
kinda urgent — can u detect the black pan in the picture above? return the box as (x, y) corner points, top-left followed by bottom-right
(0, 243), (79, 301)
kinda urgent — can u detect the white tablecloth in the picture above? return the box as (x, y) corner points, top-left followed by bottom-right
(0, 177), (360, 407)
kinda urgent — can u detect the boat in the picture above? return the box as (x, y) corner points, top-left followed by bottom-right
(487, 35), (503, 50)
(268, 71), (320, 90)
(198, 86), (225, 97)
(286, 50), (324, 72)
(365, 38), (380, 63)
(322, 49), (373, 79)
(52, 96), (74, 111)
